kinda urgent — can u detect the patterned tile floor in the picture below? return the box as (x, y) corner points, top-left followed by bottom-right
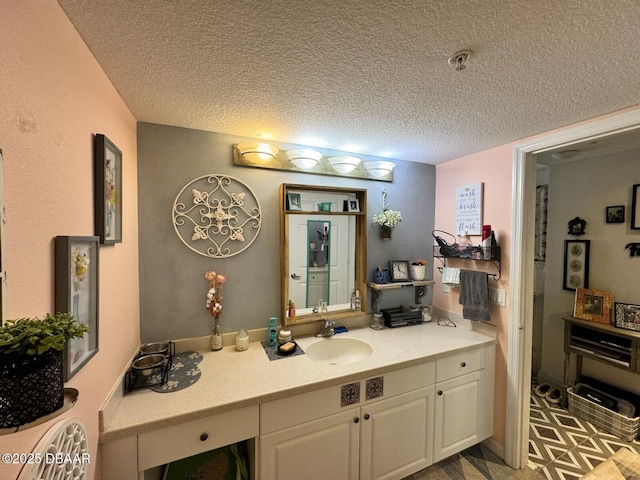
(528, 391), (640, 479)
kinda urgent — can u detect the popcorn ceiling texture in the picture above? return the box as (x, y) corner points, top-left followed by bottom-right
(58, 0), (640, 164)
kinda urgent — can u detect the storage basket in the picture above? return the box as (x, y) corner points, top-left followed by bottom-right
(0, 349), (64, 428)
(567, 386), (640, 441)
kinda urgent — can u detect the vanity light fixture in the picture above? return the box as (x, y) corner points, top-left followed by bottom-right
(328, 156), (361, 174)
(237, 142), (279, 162)
(363, 160), (395, 178)
(285, 149), (323, 169)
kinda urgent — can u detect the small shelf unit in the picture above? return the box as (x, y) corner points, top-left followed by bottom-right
(367, 280), (435, 311)
(433, 245), (501, 281)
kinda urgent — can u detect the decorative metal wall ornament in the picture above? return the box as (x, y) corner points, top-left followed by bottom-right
(172, 175), (262, 258)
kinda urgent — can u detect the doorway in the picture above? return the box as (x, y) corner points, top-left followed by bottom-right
(504, 108), (640, 468)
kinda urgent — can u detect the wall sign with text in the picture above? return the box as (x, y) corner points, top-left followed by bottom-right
(455, 183), (483, 235)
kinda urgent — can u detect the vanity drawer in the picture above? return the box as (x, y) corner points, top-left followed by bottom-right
(138, 405), (259, 470)
(436, 347), (484, 382)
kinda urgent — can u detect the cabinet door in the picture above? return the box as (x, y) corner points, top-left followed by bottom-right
(360, 386), (434, 480)
(260, 407), (360, 480)
(433, 370), (482, 463)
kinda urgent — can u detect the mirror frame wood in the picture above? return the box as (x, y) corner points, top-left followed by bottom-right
(280, 183), (367, 326)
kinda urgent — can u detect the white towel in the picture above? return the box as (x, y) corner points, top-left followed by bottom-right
(441, 267), (460, 285)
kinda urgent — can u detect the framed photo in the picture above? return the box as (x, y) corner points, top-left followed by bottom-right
(347, 199), (360, 212)
(389, 260), (410, 282)
(94, 134), (122, 244)
(574, 287), (612, 324)
(563, 240), (590, 291)
(614, 302), (640, 332)
(286, 192), (301, 211)
(632, 184), (640, 230)
(605, 205), (625, 224)
(55, 236), (99, 381)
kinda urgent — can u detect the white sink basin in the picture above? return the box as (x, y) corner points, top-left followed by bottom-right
(305, 337), (373, 365)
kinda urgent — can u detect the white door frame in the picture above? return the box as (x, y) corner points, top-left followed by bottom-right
(504, 108), (640, 468)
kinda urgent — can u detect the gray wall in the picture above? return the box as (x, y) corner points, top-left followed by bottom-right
(138, 123), (436, 342)
(539, 148), (640, 391)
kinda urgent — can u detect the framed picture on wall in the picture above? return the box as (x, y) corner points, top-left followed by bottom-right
(94, 134), (122, 244)
(605, 205), (625, 224)
(632, 184), (640, 230)
(574, 287), (613, 324)
(55, 236), (99, 381)
(563, 239), (590, 291)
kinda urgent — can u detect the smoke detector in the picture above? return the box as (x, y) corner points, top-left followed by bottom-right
(448, 50), (473, 71)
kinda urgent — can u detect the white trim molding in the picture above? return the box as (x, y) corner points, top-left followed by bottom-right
(505, 108), (640, 469)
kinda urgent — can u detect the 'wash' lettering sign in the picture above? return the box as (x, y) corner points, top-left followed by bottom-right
(455, 183), (483, 235)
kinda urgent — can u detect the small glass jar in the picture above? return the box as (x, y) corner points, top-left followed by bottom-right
(370, 312), (384, 330)
(235, 328), (249, 352)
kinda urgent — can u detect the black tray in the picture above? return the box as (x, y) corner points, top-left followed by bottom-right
(381, 306), (422, 328)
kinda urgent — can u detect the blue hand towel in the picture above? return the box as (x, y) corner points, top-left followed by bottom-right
(458, 270), (490, 321)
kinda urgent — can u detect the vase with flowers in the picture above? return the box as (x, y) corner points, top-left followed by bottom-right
(371, 188), (402, 239)
(205, 270), (226, 351)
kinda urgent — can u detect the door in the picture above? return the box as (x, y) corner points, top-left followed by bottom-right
(260, 407), (360, 480)
(433, 371), (481, 462)
(360, 387), (434, 480)
(288, 215), (353, 309)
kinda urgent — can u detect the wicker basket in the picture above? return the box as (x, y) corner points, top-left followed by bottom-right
(0, 349), (64, 428)
(567, 386), (640, 441)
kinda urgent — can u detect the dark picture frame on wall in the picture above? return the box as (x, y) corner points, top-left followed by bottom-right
(605, 205), (625, 224)
(95, 134), (122, 244)
(563, 239), (590, 291)
(55, 236), (99, 381)
(632, 184), (640, 230)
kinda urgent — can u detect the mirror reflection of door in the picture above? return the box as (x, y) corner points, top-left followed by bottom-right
(288, 215), (352, 310)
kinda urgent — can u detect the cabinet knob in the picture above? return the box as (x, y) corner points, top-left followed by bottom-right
(200, 433), (209, 442)
(437, 390), (443, 395)
(461, 362), (467, 367)
(364, 413), (370, 420)
(353, 417), (360, 424)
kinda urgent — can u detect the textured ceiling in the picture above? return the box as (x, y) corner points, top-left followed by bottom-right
(57, 0), (640, 164)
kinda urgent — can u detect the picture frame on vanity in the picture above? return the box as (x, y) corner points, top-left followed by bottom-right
(563, 239), (590, 291)
(55, 236), (99, 381)
(94, 134), (122, 244)
(574, 287), (613, 325)
(389, 260), (410, 282)
(614, 302), (640, 332)
(347, 199), (360, 212)
(286, 192), (301, 211)
(632, 184), (640, 230)
(605, 205), (625, 224)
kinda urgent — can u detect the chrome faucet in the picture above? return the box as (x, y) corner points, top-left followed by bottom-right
(316, 318), (335, 337)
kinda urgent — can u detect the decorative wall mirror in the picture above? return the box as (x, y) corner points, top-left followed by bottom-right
(280, 184), (367, 326)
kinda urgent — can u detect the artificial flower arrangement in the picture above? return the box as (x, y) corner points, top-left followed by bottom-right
(205, 270), (226, 350)
(371, 188), (402, 228)
(205, 271), (226, 319)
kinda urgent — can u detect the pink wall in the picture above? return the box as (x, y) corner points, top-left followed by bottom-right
(434, 144), (513, 449)
(0, 2), (140, 479)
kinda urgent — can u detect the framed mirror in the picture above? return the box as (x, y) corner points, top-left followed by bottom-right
(280, 184), (367, 325)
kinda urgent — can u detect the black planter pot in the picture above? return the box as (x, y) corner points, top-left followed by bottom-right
(0, 349), (64, 428)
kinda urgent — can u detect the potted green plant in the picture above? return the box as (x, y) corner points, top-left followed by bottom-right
(0, 313), (88, 428)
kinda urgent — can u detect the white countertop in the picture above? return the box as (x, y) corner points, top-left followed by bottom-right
(99, 320), (496, 443)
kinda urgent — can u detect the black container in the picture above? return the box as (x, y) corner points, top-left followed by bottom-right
(0, 349), (64, 428)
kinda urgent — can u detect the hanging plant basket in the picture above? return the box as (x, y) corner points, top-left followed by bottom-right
(0, 349), (64, 428)
(380, 225), (393, 239)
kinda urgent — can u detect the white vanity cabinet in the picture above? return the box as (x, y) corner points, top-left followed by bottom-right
(259, 363), (435, 480)
(433, 344), (495, 463)
(102, 404), (259, 479)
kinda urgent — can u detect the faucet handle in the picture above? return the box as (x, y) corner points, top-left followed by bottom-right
(325, 318), (335, 327)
